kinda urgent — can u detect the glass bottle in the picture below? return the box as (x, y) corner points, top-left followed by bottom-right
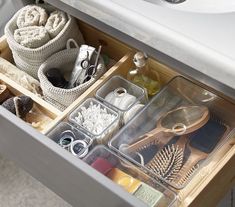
(127, 52), (161, 97)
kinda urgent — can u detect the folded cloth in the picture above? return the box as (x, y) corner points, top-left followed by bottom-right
(45, 10), (68, 38)
(0, 57), (42, 95)
(17, 5), (48, 28)
(14, 26), (50, 48)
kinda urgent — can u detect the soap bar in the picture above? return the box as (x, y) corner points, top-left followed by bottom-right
(107, 168), (141, 193)
(91, 157), (113, 175)
(133, 182), (163, 207)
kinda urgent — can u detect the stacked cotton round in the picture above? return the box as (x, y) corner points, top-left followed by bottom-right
(5, 4), (84, 79)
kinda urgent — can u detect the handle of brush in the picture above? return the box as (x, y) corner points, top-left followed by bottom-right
(125, 127), (170, 153)
(174, 135), (188, 151)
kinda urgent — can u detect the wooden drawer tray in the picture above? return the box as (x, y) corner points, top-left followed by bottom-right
(0, 13), (234, 207)
(0, 76), (59, 133)
(46, 53), (235, 207)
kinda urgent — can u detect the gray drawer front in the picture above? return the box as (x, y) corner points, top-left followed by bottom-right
(0, 107), (146, 207)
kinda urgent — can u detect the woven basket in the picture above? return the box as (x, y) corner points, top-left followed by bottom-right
(38, 40), (106, 111)
(4, 5), (84, 79)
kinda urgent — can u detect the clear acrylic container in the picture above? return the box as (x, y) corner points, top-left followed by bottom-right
(47, 122), (93, 158)
(109, 76), (235, 189)
(95, 75), (147, 125)
(69, 98), (120, 144)
(83, 145), (177, 207)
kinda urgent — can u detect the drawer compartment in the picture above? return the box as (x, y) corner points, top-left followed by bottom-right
(109, 76), (235, 190)
(0, 76), (58, 133)
(0, 18), (132, 112)
(44, 52), (235, 207)
(84, 145), (177, 207)
(0, 3), (234, 207)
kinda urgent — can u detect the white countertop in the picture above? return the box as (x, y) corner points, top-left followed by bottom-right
(59, 0), (235, 89)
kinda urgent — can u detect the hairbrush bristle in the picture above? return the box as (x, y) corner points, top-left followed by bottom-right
(146, 144), (184, 181)
(135, 139), (160, 152)
(211, 113), (227, 127)
(175, 164), (199, 187)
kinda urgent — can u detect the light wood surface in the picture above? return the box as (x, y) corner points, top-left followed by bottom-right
(0, 78), (55, 133)
(0, 74), (61, 118)
(0, 36), (13, 63)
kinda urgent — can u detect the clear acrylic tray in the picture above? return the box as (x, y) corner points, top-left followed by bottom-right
(69, 98), (120, 144)
(95, 75), (147, 125)
(83, 145), (177, 207)
(109, 76), (235, 189)
(47, 122), (93, 158)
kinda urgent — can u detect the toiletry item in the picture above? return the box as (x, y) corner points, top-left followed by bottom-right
(70, 140), (88, 158)
(95, 75), (147, 126)
(48, 122), (93, 156)
(123, 103), (145, 124)
(69, 98), (119, 143)
(174, 117), (229, 186)
(58, 130), (75, 149)
(133, 144), (159, 165)
(189, 118), (228, 154)
(91, 157), (114, 175)
(107, 168), (141, 193)
(0, 84), (10, 103)
(2, 95), (33, 118)
(58, 129), (89, 158)
(127, 105), (209, 152)
(133, 182), (164, 207)
(82, 45), (102, 83)
(146, 145), (184, 181)
(69, 45), (96, 88)
(127, 52), (161, 97)
(104, 87), (137, 111)
(45, 68), (68, 88)
(73, 101), (117, 136)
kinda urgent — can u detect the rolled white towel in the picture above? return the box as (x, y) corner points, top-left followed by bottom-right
(14, 26), (50, 48)
(45, 10), (68, 38)
(16, 5), (48, 28)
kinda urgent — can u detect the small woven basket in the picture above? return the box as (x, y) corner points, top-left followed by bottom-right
(4, 4), (84, 79)
(38, 40), (106, 111)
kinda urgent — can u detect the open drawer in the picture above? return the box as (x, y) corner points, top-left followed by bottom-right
(0, 5), (235, 207)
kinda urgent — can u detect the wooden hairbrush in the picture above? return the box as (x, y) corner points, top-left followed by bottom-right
(173, 116), (229, 187)
(126, 105), (209, 153)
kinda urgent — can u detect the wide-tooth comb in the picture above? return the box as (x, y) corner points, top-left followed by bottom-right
(146, 145), (184, 181)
